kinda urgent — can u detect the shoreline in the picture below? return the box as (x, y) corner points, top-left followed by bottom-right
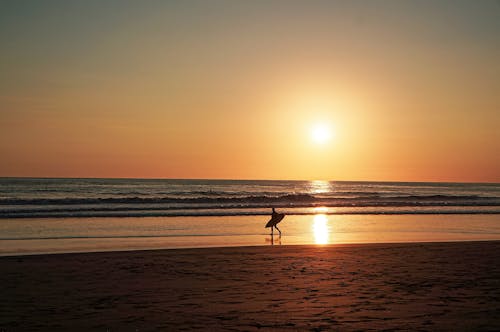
(1, 238), (499, 258)
(2, 241), (500, 330)
(2, 209), (500, 219)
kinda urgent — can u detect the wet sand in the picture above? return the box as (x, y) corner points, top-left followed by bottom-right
(1, 241), (499, 331)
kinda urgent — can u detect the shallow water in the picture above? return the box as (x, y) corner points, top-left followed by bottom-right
(1, 214), (499, 255)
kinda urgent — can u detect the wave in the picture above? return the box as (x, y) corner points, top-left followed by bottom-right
(1, 192), (499, 219)
(1, 208), (499, 218)
(0, 193), (497, 206)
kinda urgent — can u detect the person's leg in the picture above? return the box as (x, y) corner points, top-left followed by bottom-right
(275, 225), (281, 236)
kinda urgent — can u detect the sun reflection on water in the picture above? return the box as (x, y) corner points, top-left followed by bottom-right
(313, 214), (330, 245)
(308, 180), (333, 195)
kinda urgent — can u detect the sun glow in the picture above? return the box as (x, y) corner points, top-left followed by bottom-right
(311, 124), (332, 144)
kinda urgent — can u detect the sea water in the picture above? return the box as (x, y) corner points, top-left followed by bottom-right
(0, 178), (499, 255)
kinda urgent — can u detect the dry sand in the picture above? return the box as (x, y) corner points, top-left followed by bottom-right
(1, 241), (499, 331)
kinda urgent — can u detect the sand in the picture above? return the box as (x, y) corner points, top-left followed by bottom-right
(1, 241), (499, 331)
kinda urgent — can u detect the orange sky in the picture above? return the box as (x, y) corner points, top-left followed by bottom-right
(1, 1), (499, 182)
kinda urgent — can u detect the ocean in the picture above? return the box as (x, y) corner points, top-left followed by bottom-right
(1, 178), (499, 218)
(1, 178), (499, 255)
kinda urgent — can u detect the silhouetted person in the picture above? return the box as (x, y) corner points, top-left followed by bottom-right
(265, 207), (285, 236)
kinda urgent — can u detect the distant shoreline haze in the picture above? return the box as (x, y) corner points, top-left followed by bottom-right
(0, 177), (498, 185)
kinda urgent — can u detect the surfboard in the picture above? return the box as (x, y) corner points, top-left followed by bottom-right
(265, 213), (285, 228)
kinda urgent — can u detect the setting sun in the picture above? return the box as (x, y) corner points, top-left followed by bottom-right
(311, 124), (332, 144)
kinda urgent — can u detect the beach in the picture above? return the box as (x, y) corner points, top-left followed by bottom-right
(2, 0), (500, 329)
(1, 241), (499, 331)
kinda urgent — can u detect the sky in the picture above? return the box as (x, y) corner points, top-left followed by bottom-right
(0, 0), (499, 182)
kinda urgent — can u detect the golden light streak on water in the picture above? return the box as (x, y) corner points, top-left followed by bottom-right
(313, 214), (330, 245)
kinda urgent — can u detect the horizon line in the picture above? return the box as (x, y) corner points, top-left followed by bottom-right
(0, 176), (498, 185)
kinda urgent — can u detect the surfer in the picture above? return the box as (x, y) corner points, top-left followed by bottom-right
(265, 207), (285, 236)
